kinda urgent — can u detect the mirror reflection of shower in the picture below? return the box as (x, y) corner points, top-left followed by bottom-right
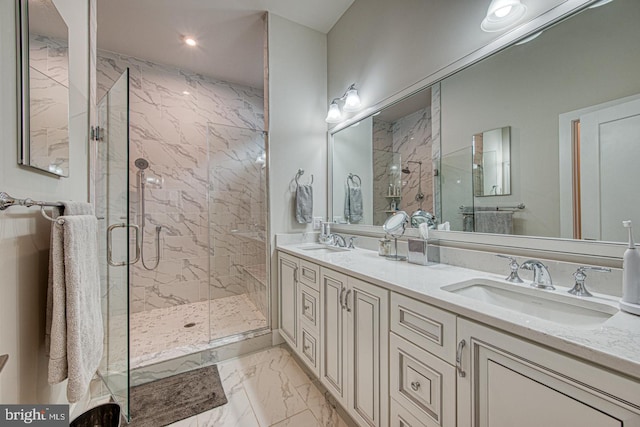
(135, 158), (163, 271)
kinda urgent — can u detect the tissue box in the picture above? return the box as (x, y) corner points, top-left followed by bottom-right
(408, 239), (429, 265)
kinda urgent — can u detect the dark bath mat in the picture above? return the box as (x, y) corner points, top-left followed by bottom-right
(129, 365), (227, 427)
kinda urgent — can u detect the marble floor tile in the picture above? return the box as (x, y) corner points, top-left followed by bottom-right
(296, 382), (348, 427)
(196, 388), (260, 427)
(271, 410), (321, 427)
(161, 345), (349, 427)
(242, 358), (309, 426)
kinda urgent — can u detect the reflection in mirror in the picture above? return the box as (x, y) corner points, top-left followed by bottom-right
(473, 126), (511, 197)
(439, 0), (640, 242)
(331, 86), (438, 226)
(18, 0), (70, 177)
(382, 210), (409, 261)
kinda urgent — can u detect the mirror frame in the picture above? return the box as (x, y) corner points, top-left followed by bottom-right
(328, 0), (629, 261)
(16, 0), (69, 177)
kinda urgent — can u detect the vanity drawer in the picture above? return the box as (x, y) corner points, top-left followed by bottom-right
(299, 260), (320, 291)
(390, 333), (456, 427)
(391, 399), (428, 427)
(299, 284), (319, 330)
(299, 327), (319, 377)
(391, 292), (457, 363)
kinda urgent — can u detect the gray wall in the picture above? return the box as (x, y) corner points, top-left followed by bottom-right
(268, 14), (327, 329)
(0, 0), (92, 404)
(441, 0), (640, 237)
(327, 0), (563, 113)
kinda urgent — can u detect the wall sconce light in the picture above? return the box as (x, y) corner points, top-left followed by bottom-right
(481, 0), (527, 32)
(325, 83), (362, 123)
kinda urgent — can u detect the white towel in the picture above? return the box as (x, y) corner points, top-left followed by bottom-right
(46, 202), (103, 403)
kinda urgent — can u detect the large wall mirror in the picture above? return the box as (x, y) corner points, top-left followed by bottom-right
(17, 0), (70, 177)
(330, 86), (439, 227)
(329, 0), (640, 247)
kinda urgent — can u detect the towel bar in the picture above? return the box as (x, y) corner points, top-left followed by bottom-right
(0, 192), (68, 223)
(0, 191), (64, 211)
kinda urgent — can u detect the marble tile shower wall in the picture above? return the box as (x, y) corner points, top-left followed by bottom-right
(393, 107), (433, 217)
(97, 50), (265, 314)
(372, 107), (433, 224)
(372, 121), (395, 226)
(29, 35), (69, 173)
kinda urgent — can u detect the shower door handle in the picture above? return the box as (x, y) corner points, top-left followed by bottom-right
(107, 223), (141, 266)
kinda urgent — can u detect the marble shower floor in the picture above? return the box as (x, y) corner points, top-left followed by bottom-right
(165, 346), (349, 427)
(130, 294), (267, 368)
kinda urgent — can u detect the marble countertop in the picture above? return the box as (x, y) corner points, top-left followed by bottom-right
(278, 242), (640, 380)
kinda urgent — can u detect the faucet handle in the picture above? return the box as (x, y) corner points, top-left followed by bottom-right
(569, 266), (611, 297)
(496, 254), (524, 283)
(348, 236), (357, 249)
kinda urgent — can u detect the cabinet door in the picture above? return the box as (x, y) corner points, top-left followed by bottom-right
(278, 253), (298, 348)
(347, 278), (389, 427)
(320, 268), (349, 406)
(457, 319), (640, 427)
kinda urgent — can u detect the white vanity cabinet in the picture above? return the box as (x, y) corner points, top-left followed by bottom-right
(319, 267), (390, 427)
(389, 292), (457, 427)
(278, 252), (299, 348)
(278, 252), (322, 375)
(456, 319), (640, 427)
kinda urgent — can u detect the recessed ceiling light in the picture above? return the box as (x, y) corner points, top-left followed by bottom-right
(182, 91), (190, 95)
(184, 37), (197, 47)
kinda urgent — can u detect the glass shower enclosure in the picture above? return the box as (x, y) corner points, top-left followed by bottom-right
(95, 69), (131, 420)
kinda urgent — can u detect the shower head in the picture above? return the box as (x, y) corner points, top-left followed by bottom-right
(135, 158), (149, 170)
(402, 167), (411, 174)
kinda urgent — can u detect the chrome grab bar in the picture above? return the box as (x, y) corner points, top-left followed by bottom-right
(107, 223), (140, 266)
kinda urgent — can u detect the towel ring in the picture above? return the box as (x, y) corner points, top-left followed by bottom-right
(347, 173), (361, 186)
(295, 169), (313, 186)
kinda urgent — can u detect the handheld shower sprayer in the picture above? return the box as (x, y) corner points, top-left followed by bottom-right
(135, 158), (162, 270)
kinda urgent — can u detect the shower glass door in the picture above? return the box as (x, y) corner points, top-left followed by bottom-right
(95, 69), (131, 420)
(207, 124), (269, 342)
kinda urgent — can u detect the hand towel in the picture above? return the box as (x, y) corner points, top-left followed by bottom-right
(474, 210), (513, 234)
(46, 202), (103, 403)
(296, 184), (313, 224)
(344, 184), (363, 223)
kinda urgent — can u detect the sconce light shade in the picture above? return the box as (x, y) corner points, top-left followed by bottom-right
(325, 101), (342, 123)
(481, 0), (527, 32)
(343, 88), (361, 112)
(325, 83), (362, 124)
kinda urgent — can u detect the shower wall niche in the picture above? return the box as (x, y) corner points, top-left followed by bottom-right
(97, 50), (267, 364)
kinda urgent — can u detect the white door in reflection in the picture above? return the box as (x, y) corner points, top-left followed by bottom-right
(580, 96), (640, 242)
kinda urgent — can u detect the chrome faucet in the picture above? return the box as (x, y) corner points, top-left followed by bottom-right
(496, 255), (523, 283)
(520, 260), (555, 290)
(329, 233), (347, 247)
(568, 266), (611, 297)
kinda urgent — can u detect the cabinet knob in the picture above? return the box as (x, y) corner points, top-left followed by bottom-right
(303, 344), (311, 352)
(304, 304), (311, 312)
(410, 381), (421, 391)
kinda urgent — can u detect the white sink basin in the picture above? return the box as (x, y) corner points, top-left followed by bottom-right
(443, 279), (618, 327)
(298, 244), (350, 253)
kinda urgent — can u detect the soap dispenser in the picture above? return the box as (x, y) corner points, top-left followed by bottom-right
(620, 220), (640, 315)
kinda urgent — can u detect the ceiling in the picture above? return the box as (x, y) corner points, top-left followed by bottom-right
(97, 0), (354, 89)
